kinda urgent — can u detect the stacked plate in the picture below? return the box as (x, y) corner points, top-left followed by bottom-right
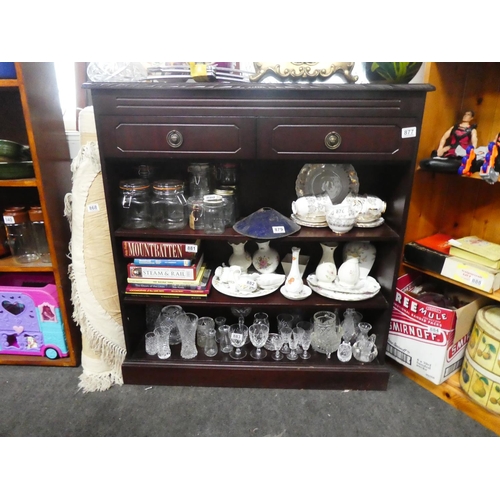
(290, 213), (328, 228)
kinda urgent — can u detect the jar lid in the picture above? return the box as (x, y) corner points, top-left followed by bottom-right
(203, 194), (224, 205)
(28, 206), (44, 222)
(3, 206), (29, 224)
(153, 179), (184, 191)
(220, 162), (237, 168)
(188, 163), (210, 172)
(214, 188), (235, 196)
(119, 179), (150, 191)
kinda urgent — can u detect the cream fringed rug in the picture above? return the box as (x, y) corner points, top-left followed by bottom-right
(64, 142), (126, 392)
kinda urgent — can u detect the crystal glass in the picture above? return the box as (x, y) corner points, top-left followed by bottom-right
(270, 334), (284, 360)
(337, 340), (353, 362)
(253, 312), (270, 327)
(229, 323), (249, 359)
(297, 321), (313, 359)
(203, 328), (218, 357)
(340, 308), (363, 343)
(156, 305), (183, 345)
(249, 323), (269, 360)
(352, 322), (378, 362)
(197, 316), (215, 348)
(277, 313), (294, 332)
(231, 306), (252, 344)
(214, 316), (226, 342)
(155, 326), (171, 359)
(219, 325), (233, 354)
(280, 325), (292, 354)
(311, 310), (340, 354)
(145, 331), (158, 356)
(175, 312), (198, 359)
(287, 327), (303, 360)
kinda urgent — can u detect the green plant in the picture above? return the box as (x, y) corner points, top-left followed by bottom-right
(370, 62), (422, 83)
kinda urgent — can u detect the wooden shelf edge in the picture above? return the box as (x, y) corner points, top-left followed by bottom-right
(0, 177), (37, 187)
(0, 255), (53, 272)
(389, 360), (500, 435)
(403, 263), (500, 301)
(0, 79), (19, 88)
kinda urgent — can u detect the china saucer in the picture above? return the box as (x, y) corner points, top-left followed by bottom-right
(355, 217), (384, 228)
(280, 285), (312, 300)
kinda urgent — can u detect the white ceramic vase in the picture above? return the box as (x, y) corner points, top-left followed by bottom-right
(342, 241), (376, 279)
(252, 240), (280, 274)
(284, 246), (304, 294)
(337, 256), (360, 288)
(315, 241), (338, 283)
(228, 241), (252, 272)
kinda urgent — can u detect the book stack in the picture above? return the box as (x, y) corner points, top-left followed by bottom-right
(122, 239), (213, 297)
(404, 233), (500, 293)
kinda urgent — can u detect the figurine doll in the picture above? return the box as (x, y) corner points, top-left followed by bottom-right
(435, 110), (477, 158)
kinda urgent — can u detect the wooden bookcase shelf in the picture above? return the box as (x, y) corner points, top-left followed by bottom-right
(0, 63), (80, 367)
(401, 62), (500, 432)
(85, 81), (434, 390)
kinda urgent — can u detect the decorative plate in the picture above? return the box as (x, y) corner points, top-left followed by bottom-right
(306, 274), (380, 301)
(295, 163), (359, 204)
(212, 276), (281, 298)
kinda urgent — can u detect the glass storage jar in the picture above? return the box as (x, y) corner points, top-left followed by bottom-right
(202, 194), (226, 234)
(187, 196), (204, 230)
(119, 178), (152, 229)
(151, 179), (188, 230)
(3, 206), (40, 263)
(28, 206), (51, 263)
(216, 162), (238, 186)
(188, 163), (211, 198)
(214, 188), (237, 227)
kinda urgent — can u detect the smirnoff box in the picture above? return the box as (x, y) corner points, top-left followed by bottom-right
(387, 272), (489, 385)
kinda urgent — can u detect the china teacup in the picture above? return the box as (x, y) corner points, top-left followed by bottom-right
(326, 205), (356, 235)
(292, 192), (332, 218)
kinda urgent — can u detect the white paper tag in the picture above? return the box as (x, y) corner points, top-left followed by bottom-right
(231, 332), (243, 342)
(87, 203), (100, 213)
(272, 226), (285, 234)
(122, 195), (132, 209)
(186, 244), (198, 253)
(402, 127), (417, 138)
(3, 215), (15, 224)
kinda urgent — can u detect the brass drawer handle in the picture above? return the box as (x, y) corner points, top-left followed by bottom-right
(166, 130), (183, 148)
(325, 131), (342, 150)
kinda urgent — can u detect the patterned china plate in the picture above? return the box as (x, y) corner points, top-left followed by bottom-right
(291, 214), (328, 228)
(295, 163), (359, 204)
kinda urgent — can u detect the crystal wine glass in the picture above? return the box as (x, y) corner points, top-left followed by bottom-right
(297, 321), (313, 359)
(287, 327), (303, 360)
(229, 323), (249, 359)
(270, 333), (284, 360)
(280, 325), (293, 354)
(231, 306), (252, 344)
(249, 323), (269, 360)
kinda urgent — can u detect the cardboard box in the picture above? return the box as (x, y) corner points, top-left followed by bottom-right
(387, 272), (489, 385)
(403, 242), (447, 274)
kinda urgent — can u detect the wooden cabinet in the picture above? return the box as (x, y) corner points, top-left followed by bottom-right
(0, 63), (80, 366)
(400, 63), (500, 434)
(85, 81), (433, 390)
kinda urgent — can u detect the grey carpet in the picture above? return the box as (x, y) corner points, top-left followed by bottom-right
(0, 362), (495, 437)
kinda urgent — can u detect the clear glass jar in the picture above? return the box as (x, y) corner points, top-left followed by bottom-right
(202, 194), (225, 234)
(151, 180), (188, 230)
(188, 163), (211, 198)
(3, 206), (40, 263)
(216, 162), (238, 186)
(214, 188), (237, 227)
(28, 206), (51, 263)
(187, 196), (204, 230)
(119, 179), (152, 229)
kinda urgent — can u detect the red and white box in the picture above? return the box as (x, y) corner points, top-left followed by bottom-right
(387, 272), (489, 385)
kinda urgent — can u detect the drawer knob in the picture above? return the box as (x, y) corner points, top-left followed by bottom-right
(166, 130), (183, 148)
(325, 131), (342, 150)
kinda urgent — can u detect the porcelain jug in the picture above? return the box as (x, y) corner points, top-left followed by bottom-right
(228, 241), (252, 272)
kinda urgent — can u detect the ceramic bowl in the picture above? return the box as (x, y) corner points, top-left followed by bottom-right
(326, 205), (356, 234)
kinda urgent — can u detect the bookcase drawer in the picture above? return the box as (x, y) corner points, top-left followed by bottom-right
(99, 116), (255, 159)
(257, 117), (419, 160)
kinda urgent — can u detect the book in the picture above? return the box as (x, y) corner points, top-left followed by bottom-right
(448, 236), (500, 269)
(127, 266), (210, 288)
(122, 239), (200, 259)
(127, 253), (204, 281)
(132, 258), (194, 267)
(125, 276), (213, 296)
(441, 256), (500, 293)
(414, 233), (452, 255)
